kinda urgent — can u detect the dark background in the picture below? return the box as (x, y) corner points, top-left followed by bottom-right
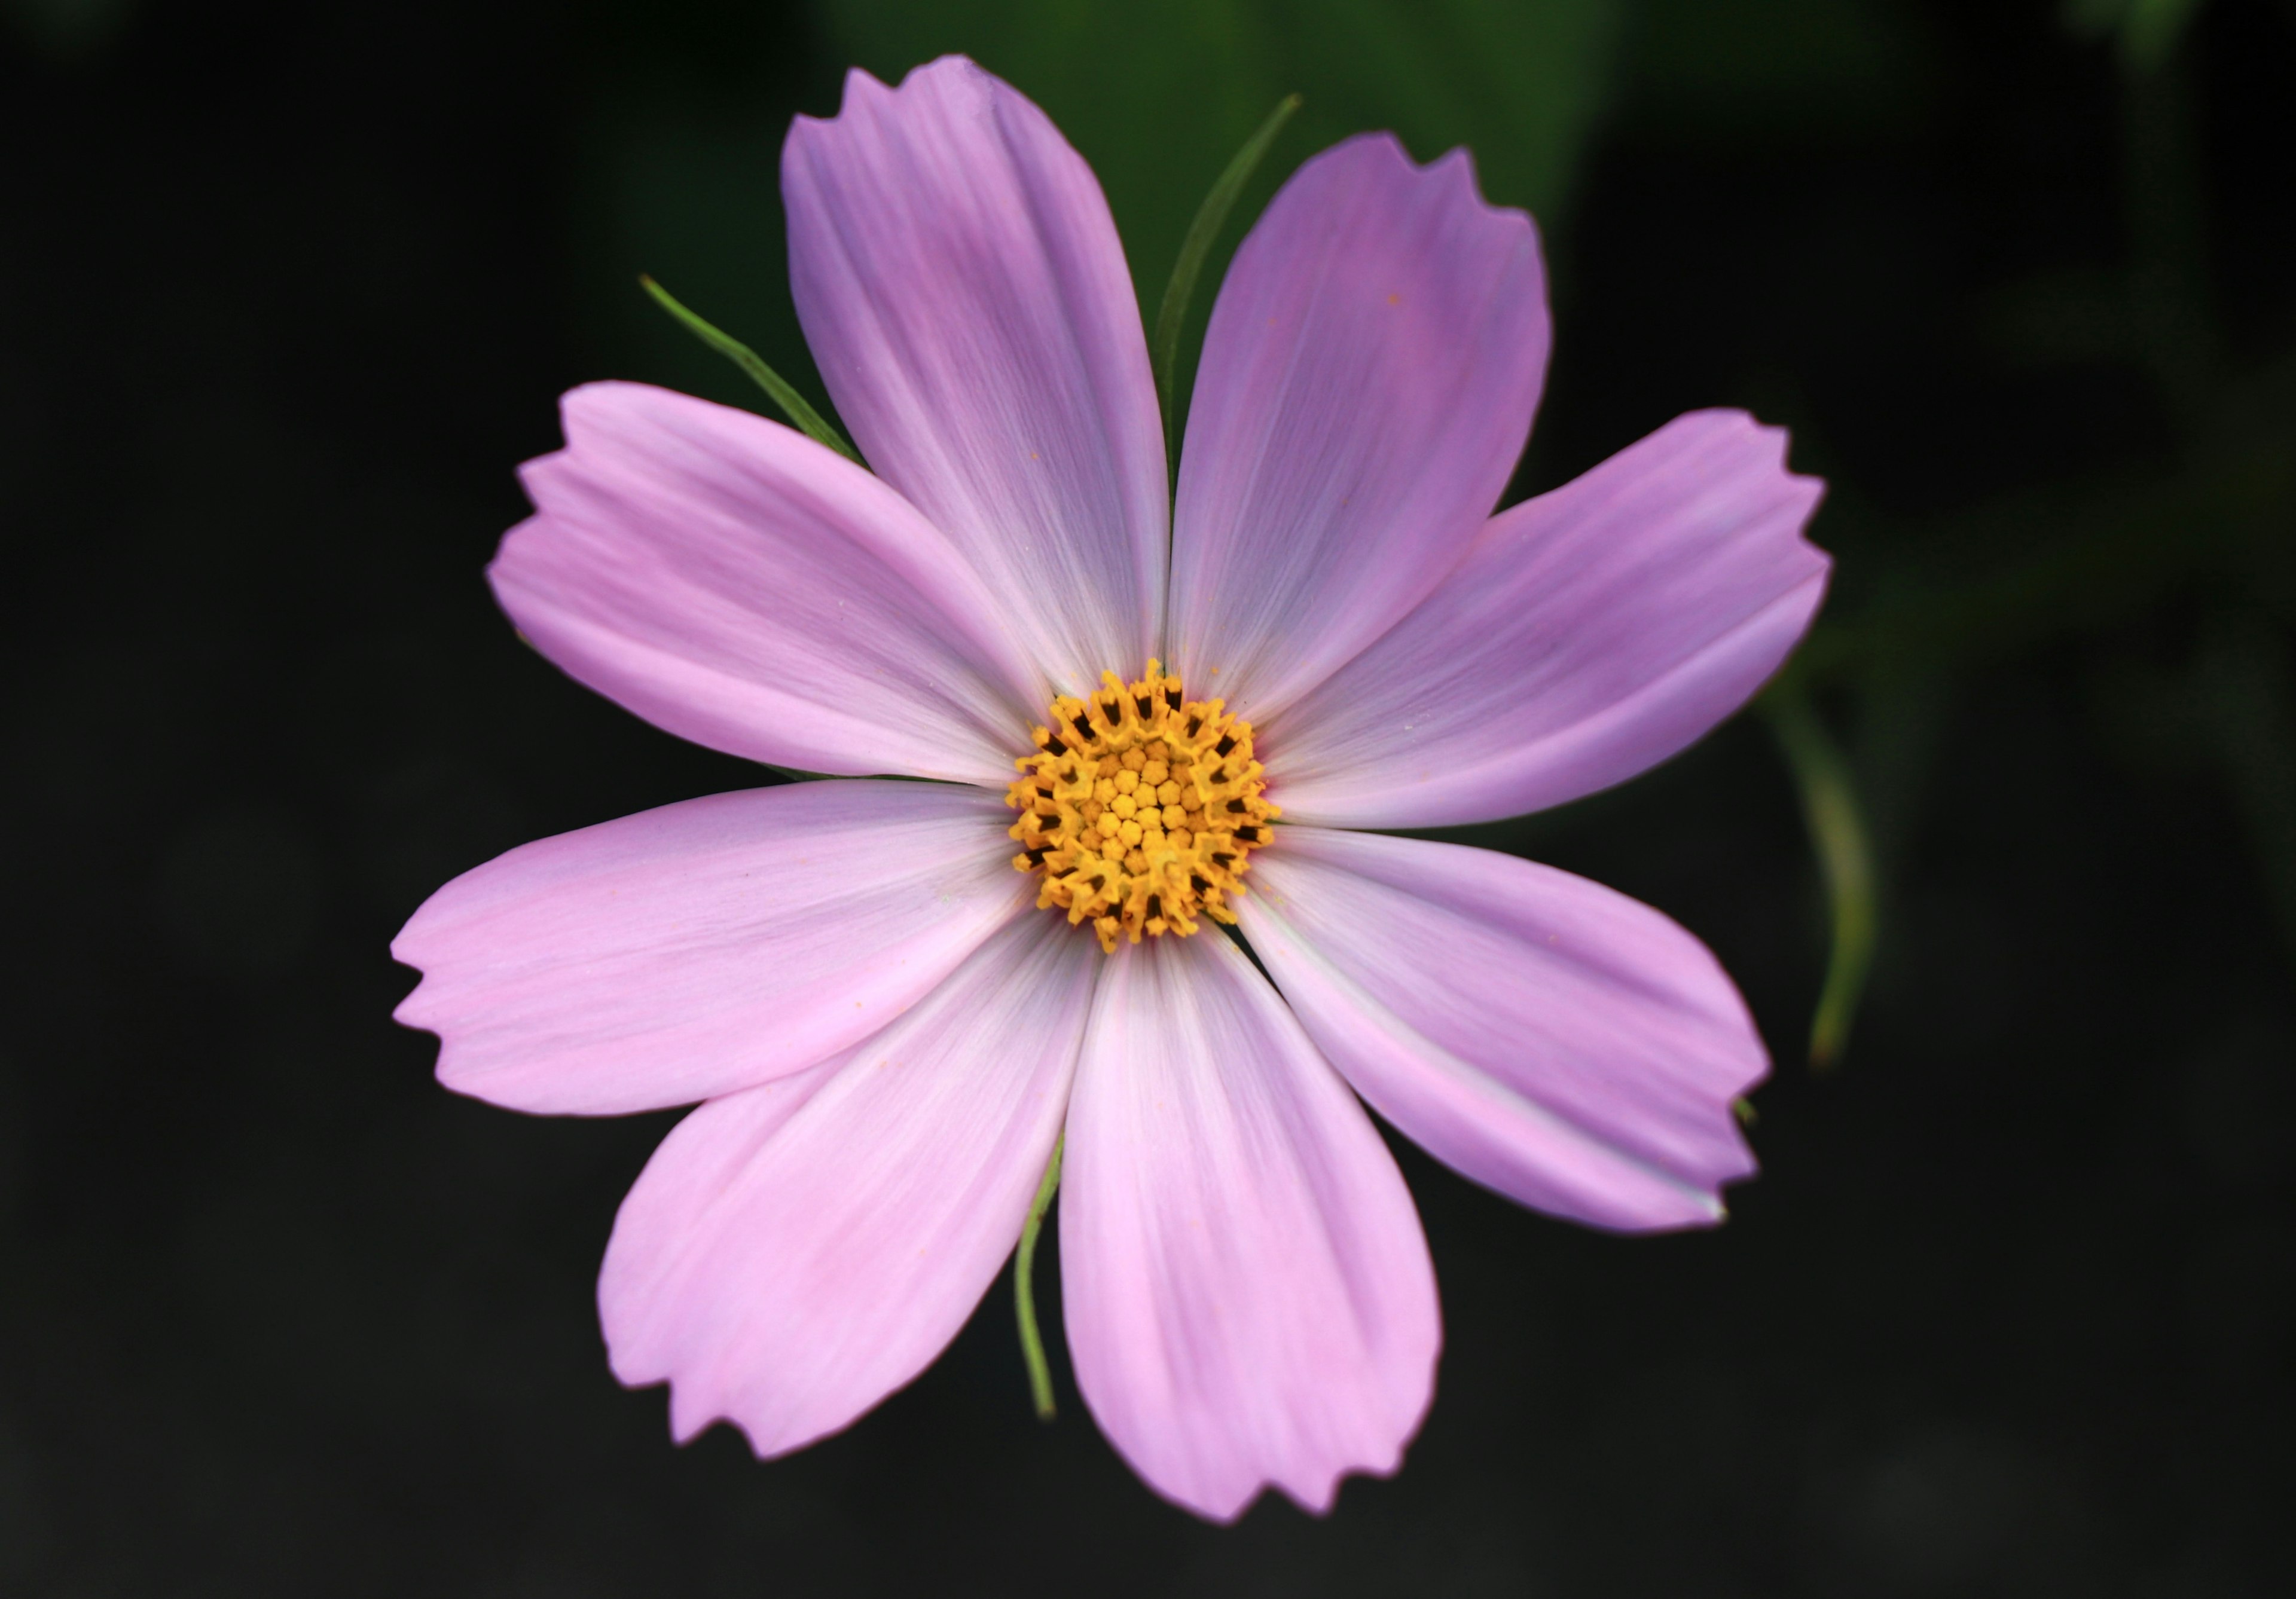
(5, 0), (2293, 1592)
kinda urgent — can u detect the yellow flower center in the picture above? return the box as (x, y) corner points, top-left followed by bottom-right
(1004, 659), (1279, 954)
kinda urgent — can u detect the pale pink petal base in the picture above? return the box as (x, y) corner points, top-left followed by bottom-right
(1168, 133), (1549, 724)
(599, 910), (1100, 1457)
(1269, 409), (1828, 828)
(1239, 827), (1766, 1232)
(392, 781), (1027, 1115)
(1061, 932), (1440, 1521)
(784, 57), (1169, 695)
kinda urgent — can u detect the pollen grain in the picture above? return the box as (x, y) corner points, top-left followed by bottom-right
(1005, 659), (1278, 954)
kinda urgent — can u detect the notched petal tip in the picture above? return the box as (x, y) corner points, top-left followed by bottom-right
(383, 784), (1031, 1117)
(387, 983), (445, 1062)
(1316, 131), (1541, 250)
(790, 56), (1033, 163)
(1062, 934), (1439, 1524)
(1687, 405), (1833, 523)
(1270, 403), (1834, 830)
(786, 56), (960, 136)
(599, 915), (1094, 1465)
(1239, 830), (1769, 1235)
(1169, 115), (1552, 726)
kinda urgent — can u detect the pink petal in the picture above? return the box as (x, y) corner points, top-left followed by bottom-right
(599, 910), (1098, 1457)
(495, 381), (1044, 787)
(1237, 827), (1766, 1233)
(1061, 931), (1439, 1521)
(783, 59), (1167, 695)
(392, 781), (1030, 1115)
(1268, 409), (1829, 828)
(1167, 133), (1549, 724)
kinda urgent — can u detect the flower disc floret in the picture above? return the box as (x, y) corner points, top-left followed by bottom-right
(1006, 659), (1279, 953)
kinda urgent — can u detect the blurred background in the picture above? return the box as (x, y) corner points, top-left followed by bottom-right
(4, 0), (2292, 1592)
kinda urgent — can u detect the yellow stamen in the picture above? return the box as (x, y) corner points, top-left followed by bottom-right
(1004, 659), (1280, 954)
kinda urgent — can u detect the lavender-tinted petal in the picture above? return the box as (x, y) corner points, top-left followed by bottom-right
(784, 57), (1167, 694)
(1269, 409), (1828, 828)
(598, 910), (1098, 1456)
(1061, 931), (1439, 1522)
(392, 781), (1030, 1115)
(1238, 827), (1766, 1233)
(494, 381), (1043, 787)
(1168, 133), (1549, 723)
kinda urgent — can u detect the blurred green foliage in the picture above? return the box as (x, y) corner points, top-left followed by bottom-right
(593, 0), (2293, 1071)
(1772, 0), (2296, 1059)
(2064, 0), (2209, 71)
(596, 0), (1633, 442)
(819, 0), (1628, 420)
(1620, 0), (1935, 140)
(822, 0), (1628, 270)
(3, 0), (138, 59)
(13, 2), (2296, 1580)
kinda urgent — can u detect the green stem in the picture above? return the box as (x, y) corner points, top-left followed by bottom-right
(1151, 94), (1302, 473)
(1763, 683), (1879, 1070)
(1015, 1132), (1065, 1421)
(637, 275), (862, 464)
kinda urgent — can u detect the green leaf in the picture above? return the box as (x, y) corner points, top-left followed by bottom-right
(1013, 1132), (1064, 1421)
(638, 275), (863, 464)
(1763, 681), (1879, 1070)
(1152, 93), (1301, 465)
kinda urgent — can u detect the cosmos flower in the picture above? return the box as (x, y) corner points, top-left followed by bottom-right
(392, 56), (1828, 1521)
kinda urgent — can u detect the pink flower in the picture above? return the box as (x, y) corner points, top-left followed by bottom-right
(392, 56), (1828, 1521)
